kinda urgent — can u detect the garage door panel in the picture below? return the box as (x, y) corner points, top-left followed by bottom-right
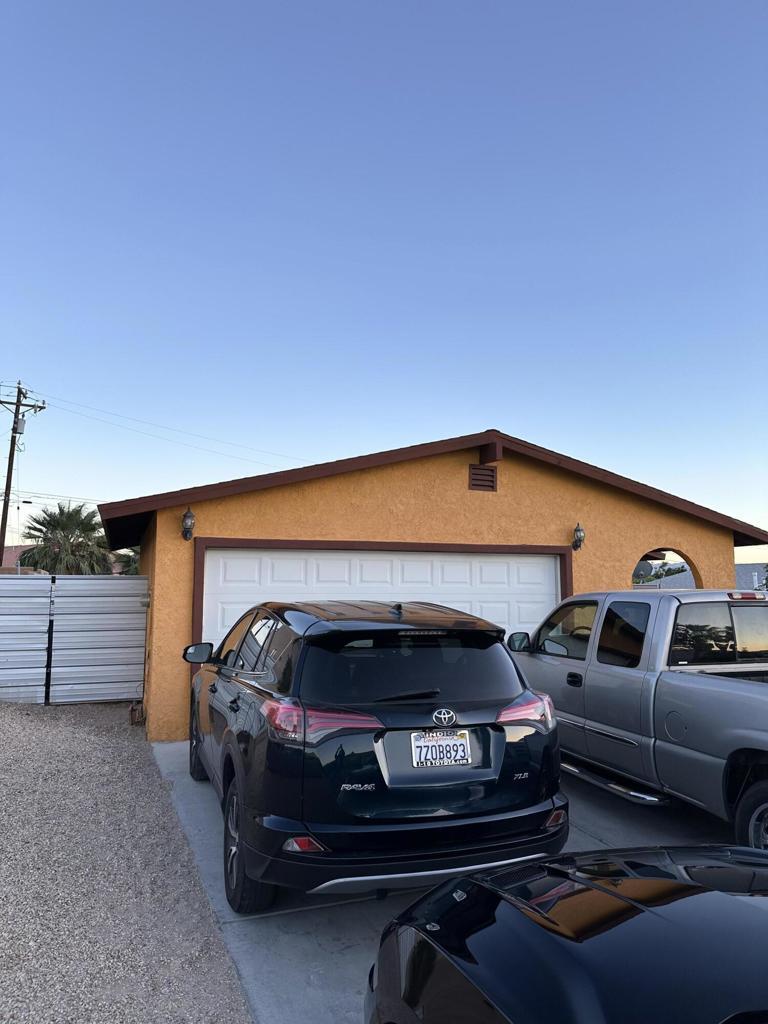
(440, 561), (472, 585)
(358, 559), (394, 585)
(203, 548), (559, 645)
(516, 600), (553, 628)
(516, 559), (553, 585)
(269, 558), (307, 585)
(221, 554), (261, 584)
(400, 560), (434, 585)
(315, 560), (351, 584)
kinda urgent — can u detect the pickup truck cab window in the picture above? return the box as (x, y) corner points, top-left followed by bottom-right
(670, 602), (735, 666)
(535, 602), (597, 661)
(596, 601), (651, 669)
(732, 606), (768, 661)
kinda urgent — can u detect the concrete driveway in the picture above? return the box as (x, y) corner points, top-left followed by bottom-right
(154, 741), (733, 1024)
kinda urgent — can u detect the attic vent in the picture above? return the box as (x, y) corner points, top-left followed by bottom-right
(468, 464), (497, 491)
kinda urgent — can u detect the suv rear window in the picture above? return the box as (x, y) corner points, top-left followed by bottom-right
(298, 630), (522, 705)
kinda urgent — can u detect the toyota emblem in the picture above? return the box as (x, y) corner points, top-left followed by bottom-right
(433, 708), (456, 727)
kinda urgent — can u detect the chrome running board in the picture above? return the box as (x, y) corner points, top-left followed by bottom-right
(561, 760), (669, 806)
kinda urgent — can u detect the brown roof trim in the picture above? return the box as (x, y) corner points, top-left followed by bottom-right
(99, 428), (768, 549)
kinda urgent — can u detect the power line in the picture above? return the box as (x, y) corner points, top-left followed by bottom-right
(21, 387), (308, 463)
(14, 489), (103, 502)
(39, 401), (300, 470)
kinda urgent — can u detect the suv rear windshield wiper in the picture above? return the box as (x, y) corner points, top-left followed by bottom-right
(375, 689), (441, 703)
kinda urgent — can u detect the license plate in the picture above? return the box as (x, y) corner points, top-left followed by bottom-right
(410, 729), (471, 768)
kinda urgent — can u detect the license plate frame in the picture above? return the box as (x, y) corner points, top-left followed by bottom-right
(410, 728), (471, 768)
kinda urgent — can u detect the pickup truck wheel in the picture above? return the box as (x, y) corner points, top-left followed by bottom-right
(189, 703), (209, 781)
(223, 779), (276, 914)
(735, 780), (768, 850)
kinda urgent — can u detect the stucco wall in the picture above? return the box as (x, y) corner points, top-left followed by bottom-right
(142, 450), (736, 740)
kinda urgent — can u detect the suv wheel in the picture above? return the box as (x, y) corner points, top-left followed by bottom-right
(735, 780), (768, 850)
(189, 702), (208, 781)
(223, 778), (276, 913)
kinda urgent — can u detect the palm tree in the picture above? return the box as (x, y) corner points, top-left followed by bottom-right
(114, 546), (140, 575)
(19, 503), (113, 575)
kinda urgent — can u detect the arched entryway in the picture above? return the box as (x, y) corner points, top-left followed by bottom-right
(631, 548), (703, 589)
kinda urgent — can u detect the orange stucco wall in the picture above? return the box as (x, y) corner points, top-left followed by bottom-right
(142, 449), (736, 740)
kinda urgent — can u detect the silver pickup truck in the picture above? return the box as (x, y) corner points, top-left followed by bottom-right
(508, 589), (768, 849)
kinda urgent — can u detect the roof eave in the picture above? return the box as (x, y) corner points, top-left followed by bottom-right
(98, 429), (768, 550)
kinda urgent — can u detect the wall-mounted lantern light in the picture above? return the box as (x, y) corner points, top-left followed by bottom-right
(181, 508), (196, 542)
(572, 523), (586, 551)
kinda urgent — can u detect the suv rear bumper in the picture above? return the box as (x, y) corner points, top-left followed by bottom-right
(242, 793), (568, 894)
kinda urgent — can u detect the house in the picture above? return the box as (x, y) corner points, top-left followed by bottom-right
(98, 428), (768, 740)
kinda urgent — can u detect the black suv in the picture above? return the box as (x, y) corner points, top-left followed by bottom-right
(183, 601), (568, 913)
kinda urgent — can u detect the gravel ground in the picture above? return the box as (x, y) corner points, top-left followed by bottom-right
(0, 702), (252, 1024)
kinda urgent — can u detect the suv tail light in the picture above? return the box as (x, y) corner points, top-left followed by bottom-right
(262, 698), (303, 743)
(304, 707), (383, 745)
(496, 691), (555, 732)
(261, 699), (383, 746)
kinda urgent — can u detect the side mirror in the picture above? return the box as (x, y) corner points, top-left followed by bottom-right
(183, 642), (214, 664)
(507, 631), (531, 652)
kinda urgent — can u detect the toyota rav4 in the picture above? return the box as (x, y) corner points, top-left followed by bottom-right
(183, 601), (568, 912)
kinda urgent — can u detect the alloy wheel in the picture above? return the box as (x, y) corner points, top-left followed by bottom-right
(748, 802), (768, 850)
(226, 793), (240, 889)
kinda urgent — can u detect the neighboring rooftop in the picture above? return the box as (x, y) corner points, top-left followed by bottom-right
(1, 544), (33, 568)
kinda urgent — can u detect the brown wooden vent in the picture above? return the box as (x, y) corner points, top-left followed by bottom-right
(468, 464), (497, 491)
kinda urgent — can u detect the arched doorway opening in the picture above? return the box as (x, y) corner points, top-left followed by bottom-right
(631, 548), (703, 589)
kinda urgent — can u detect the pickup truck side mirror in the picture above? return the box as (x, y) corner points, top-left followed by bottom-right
(183, 642), (214, 664)
(507, 631), (531, 652)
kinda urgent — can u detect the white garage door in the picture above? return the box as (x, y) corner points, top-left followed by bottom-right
(202, 548), (559, 644)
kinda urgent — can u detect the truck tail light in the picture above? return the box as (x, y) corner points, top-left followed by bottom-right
(729, 592), (766, 600)
(497, 691), (555, 732)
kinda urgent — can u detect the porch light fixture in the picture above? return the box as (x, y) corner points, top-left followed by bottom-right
(181, 508), (195, 542)
(572, 523), (586, 551)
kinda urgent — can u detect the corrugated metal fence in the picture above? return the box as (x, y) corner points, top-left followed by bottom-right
(0, 575), (148, 704)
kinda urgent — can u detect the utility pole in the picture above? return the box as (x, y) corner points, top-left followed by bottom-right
(0, 381), (46, 556)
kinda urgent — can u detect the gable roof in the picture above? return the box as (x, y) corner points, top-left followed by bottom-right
(98, 428), (768, 549)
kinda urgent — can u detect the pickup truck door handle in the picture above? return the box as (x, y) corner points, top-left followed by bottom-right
(208, 682), (218, 694)
(566, 672), (583, 687)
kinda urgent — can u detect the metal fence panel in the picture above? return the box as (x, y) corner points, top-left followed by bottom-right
(0, 575), (148, 705)
(0, 576), (51, 703)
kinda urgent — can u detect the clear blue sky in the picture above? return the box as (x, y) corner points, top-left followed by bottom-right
(1, 1), (766, 559)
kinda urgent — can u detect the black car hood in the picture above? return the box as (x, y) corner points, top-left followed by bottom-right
(399, 847), (768, 1024)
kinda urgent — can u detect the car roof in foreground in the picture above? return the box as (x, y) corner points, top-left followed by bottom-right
(263, 600), (505, 637)
(397, 846), (768, 1024)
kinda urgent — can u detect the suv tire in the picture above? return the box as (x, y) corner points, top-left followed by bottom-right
(189, 702), (208, 781)
(735, 779), (768, 850)
(224, 778), (276, 913)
